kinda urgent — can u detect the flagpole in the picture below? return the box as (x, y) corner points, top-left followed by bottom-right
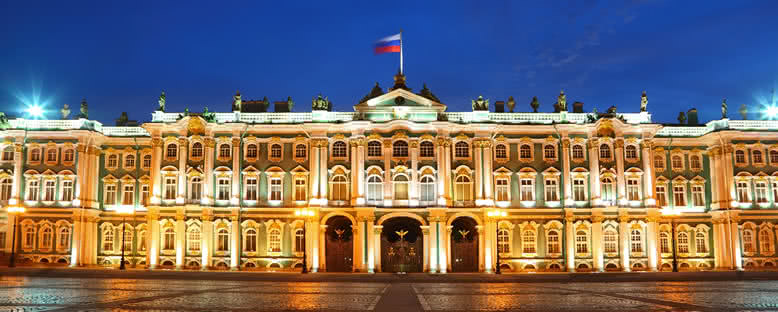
(400, 30), (404, 74)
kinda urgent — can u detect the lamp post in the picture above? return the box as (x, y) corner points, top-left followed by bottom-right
(295, 208), (315, 273)
(118, 205), (135, 270)
(487, 209), (507, 274)
(6, 206), (25, 268)
(661, 209), (679, 272)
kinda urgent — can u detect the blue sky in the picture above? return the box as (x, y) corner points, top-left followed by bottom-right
(1, 0), (777, 124)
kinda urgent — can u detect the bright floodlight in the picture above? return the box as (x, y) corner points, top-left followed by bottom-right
(26, 105), (43, 118)
(766, 106), (778, 119)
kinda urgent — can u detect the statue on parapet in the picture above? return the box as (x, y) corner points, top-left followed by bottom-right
(557, 90), (567, 111)
(61, 103), (71, 119)
(530, 96), (539, 113)
(312, 94), (331, 111)
(640, 91), (648, 112)
(78, 99), (89, 119)
(739, 103), (748, 120)
(472, 95), (489, 111)
(158, 91), (166, 112)
(233, 91), (242, 111)
(721, 98), (728, 119)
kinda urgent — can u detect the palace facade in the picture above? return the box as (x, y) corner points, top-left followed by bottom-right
(1, 72), (775, 273)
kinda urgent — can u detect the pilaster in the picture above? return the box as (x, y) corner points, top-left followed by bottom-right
(615, 138), (626, 206)
(588, 139), (602, 206)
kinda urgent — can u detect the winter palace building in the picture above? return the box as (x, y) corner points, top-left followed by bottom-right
(0, 72), (775, 273)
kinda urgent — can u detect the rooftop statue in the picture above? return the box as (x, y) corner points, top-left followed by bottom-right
(312, 94), (331, 111)
(472, 95), (489, 111)
(78, 98), (88, 119)
(557, 90), (567, 111)
(530, 96), (539, 113)
(417, 83), (440, 102)
(158, 91), (166, 112)
(739, 103), (748, 120)
(640, 91), (648, 112)
(61, 103), (71, 119)
(360, 82), (385, 103)
(721, 98), (728, 119)
(286, 96), (294, 112)
(202, 107), (215, 122)
(507, 96), (515, 112)
(607, 105), (617, 114)
(0, 112), (9, 130)
(233, 91), (242, 111)
(677, 111), (687, 124)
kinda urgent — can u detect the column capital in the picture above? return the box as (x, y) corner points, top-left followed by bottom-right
(175, 213), (186, 221)
(640, 139), (653, 149)
(618, 215), (630, 223)
(565, 216), (576, 223)
(561, 137), (571, 148)
(204, 137), (215, 148)
(201, 215), (213, 222)
(178, 137), (189, 146)
(591, 215), (605, 223)
(151, 137), (164, 147)
(614, 138), (625, 148)
(231, 137), (241, 146)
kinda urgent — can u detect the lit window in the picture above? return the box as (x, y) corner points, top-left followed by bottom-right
(367, 175), (383, 204)
(138, 230), (147, 251)
(604, 230), (617, 253)
(102, 228), (114, 251)
(630, 229), (643, 253)
(755, 181), (768, 203)
(742, 229), (755, 253)
(627, 179), (640, 201)
(58, 227), (70, 250)
(217, 179), (230, 201)
(23, 227), (35, 249)
(188, 228), (201, 252)
(692, 185), (705, 207)
(270, 144), (282, 159)
(245, 177), (258, 201)
(367, 141), (382, 157)
(141, 184), (150, 206)
(625, 145), (638, 160)
(332, 141), (347, 158)
(660, 232), (671, 253)
(520, 178), (534, 201)
(496, 178), (509, 202)
(572, 145), (584, 159)
(166, 144), (177, 159)
(735, 150), (746, 164)
(40, 227), (53, 249)
(393, 175), (409, 200)
(736, 181), (750, 202)
(495, 144), (507, 160)
(105, 184), (117, 205)
(695, 232), (707, 253)
(270, 178), (282, 201)
(599, 144), (611, 159)
(543, 145), (556, 159)
(122, 184), (134, 206)
(163, 228), (175, 250)
(268, 228), (281, 253)
(575, 231), (588, 253)
(671, 155), (683, 170)
(522, 230), (536, 254)
(393, 141), (408, 157)
(455, 142), (469, 158)
(455, 175), (472, 203)
(656, 185), (668, 207)
(191, 142), (203, 158)
(677, 232), (689, 253)
(673, 184), (686, 207)
(690, 155), (702, 170)
(573, 179), (586, 201)
(295, 144), (307, 158)
(244, 229), (257, 252)
(497, 228), (510, 254)
(164, 177), (177, 200)
(759, 229), (774, 253)
(420, 141), (434, 158)
(246, 144), (258, 158)
(217, 228), (229, 252)
(544, 179), (558, 202)
(296, 178), (308, 201)
(330, 176), (348, 201)
(520, 145), (532, 160)
(547, 230), (560, 254)
(219, 144), (231, 158)
(420, 176), (436, 204)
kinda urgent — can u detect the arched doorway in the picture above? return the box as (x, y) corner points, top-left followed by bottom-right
(450, 217), (478, 272)
(325, 216), (353, 272)
(381, 217), (423, 273)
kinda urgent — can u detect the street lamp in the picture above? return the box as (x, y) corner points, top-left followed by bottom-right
(26, 105), (44, 119)
(661, 208), (680, 272)
(117, 205), (135, 270)
(295, 208), (315, 273)
(6, 206), (26, 268)
(487, 209), (507, 274)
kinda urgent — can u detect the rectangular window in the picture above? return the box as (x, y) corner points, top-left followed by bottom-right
(190, 180), (202, 201)
(736, 181), (750, 202)
(495, 178), (509, 202)
(755, 181), (768, 203)
(604, 232), (617, 253)
(673, 185), (686, 207)
(105, 184), (117, 205)
(217, 179), (230, 201)
(773, 182), (778, 205)
(656, 185), (667, 207)
(0, 180), (11, 201)
(295, 178), (307, 201)
(61, 180), (73, 202)
(122, 184), (134, 205)
(544, 179), (558, 202)
(164, 177), (177, 200)
(630, 230), (643, 253)
(692, 185), (705, 207)
(627, 179), (640, 201)
(520, 179), (534, 201)
(141, 184), (150, 206)
(573, 179), (586, 201)
(270, 178), (282, 201)
(245, 178), (258, 201)
(522, 232), (536, 254)
(575, 232), (588, 254)
(44, 180), (56, 201)
(28, 180), (39, 201)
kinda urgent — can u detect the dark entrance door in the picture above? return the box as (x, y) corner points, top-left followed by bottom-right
(325, 216), (353, 272)
(451, 217), (478, 272)
(381, 217), (423, 273)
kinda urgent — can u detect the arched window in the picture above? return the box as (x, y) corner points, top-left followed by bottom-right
(107, 154), (118, 168)
(63, 149), (74, 162)
(497, 228), (510, 254)
(246, 144), (258, 158)
(46, 148), (57, 162)
(543, 145), (556, 159)
(520, 145), (532, 160)
(268, 228), (281, 253)
(572, 145), (584, 159)
(677, 232), (689, 253)
(660, 232), (671, 253)
(187, 227), (201, 252)
(759, 229), (774, 253)
(393, 141), (408, 157)
(294, 228), (305, 254)
(695, 232), (707, 253)
(295, 144), (307, 158)
(163, 228), (175, 250)
(393, 175), (409, 200)
(420, 141), (434, 158)
(771, 150), (778, 164)
(58, 227), (71, 250)
(40, 227), (53, 249)
(671, 155), (683, 170)
(217, 228), (229, 252)
(630, 229), (643, 253)
(30, 148), (41, 162)
(122, 227), (133, 253)
(124, 154), (135, 168)
(420, 176), (436, 204)
(753, 150), (764, 164)
(367, 175), (383, 204)
(2, 146), (14, 161)
(191, 142), (203, 158)
(244, 228), (257, 252)
(455, 141), (469, 158)
(735, 150), (746, 164)
(601, 177), (615, 205)
(604, 230), (618, 253)
(103, 227), (114, 251)
(142, 154), (152, 169)
(495, 144), (507, 159)
(654, 155), (664, 170)
(522, 230), (536, 254)
(625, 145), (638, 160)
(367, 141), (382, 157)
(690, 155), (701, 170)
(575, 231), (589, 254)
(743, 229), (755, 253)
(0, 178), (12, 201)
(270, 144), (282, 158)
(137, 230), (147, 252)
(332, 141), (347, 158)
(330, 175), (348, 201)
(23, 226), (35, 249)
(166, 144), (177, 158)
(454, 175), (472, 203)
(219, 144), (231, 158)
(547, 230), (560, 254)
(599, 144), (611, 159)
(190, 177), (202, 201)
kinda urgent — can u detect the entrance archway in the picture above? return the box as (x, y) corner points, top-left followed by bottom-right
(381, 217), (423, 273)
(325, 215), (353, 272)
(450, 217), (478, 272)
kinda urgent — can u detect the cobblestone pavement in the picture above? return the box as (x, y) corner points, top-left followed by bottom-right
(3, 276), (778, 311)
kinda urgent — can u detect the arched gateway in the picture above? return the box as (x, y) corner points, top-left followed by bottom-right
(325, 216), (353, 272)
(380, 217), (424, 273)
(450, 217), (479, 272)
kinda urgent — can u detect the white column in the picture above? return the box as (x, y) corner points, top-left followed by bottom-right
(708, 148), (720, 209)
(350, 141), (359, 206)
(148, 212), (160, 269)
(641, 141), (656, 206)
(72, 144), (87, 207)
(318, 224), (327, 271)
(724, 145), (737, 208)
(427, 222), (438, 273)
(438, 222), (448, 274)
(591, 216), (604, 272)
(383, 140), (391, 206)
(477, 225), (484, 272)
(562, 138), (573, 207)
(230, 138), (240, 206)
(446, 225), (453, 272)
(444, 142), (452, 205)
(201, 216), (212, 270)
(615, 138), (627, 206)
(410, 141), (419, 206)
(474, 141), (483, 203)
(9, 143), (22, 205)
(565, 215), (576, 272)
(353, 222), (363, 272)
(588, 139), (601, 206)
(436, 139), (447, 205)
(310, 140), (320, 202)
(150, 138), (163, 205)
(483, 141), (494, 205)
(175, 214), (186, 269)
(177, 138), (187, 204)
(202, 138), (214, 205)
(374, 225), (383, 272)
(730, 215), (742, 270)
(366, 218), (375, 273)
(230, 215), (239, 270)
(646, 216), (659, 271)
(484, 220), (494, 273)
(319, 143), (328, 205)
(619, 215), (631, 271)
(356, 139), (366, 205)
(309, 218), (320, 272)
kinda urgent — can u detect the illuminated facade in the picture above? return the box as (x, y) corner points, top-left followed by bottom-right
(1, 73), (775, 272)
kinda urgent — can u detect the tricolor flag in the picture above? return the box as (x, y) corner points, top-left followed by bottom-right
(374, 33), (402, 54)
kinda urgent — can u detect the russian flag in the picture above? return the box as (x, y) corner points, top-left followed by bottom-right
(374, 33), (401, 54)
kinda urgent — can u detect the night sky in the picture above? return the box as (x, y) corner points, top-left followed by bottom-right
(1, 1), (777, 125)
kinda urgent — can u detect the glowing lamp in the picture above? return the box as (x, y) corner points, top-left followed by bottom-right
(766, 106), (778, 119)
(26, 105), (43, 118)
(6, 206), (25, 214)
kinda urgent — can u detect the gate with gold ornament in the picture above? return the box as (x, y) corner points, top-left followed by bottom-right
(380, 217), (423, 273)
(325, 216), (353, 272)
(451, 217), (479, 272)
